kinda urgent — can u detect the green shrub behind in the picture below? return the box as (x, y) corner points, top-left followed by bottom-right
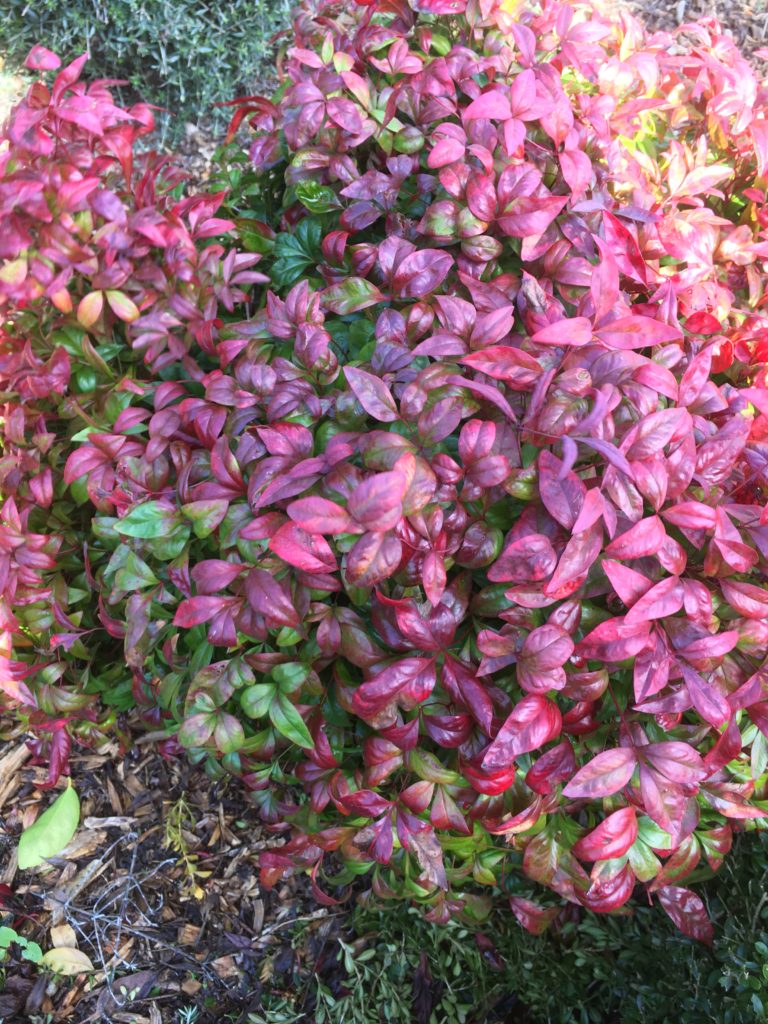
(268, 832), (768, 1024)
(0, 0), (291, 141)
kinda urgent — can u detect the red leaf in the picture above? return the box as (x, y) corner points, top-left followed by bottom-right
(244, 569), (300, 629)
(349, 471), (407, 532)
(353, 658), (435, 721)
(345, 366), (399, 422)
(482, 695), (562, 770)
(443, 656), (494, 734)
(525, 739), (576, 795)
(288, 496), (354, 535)
(543, 522), (602, 597)
(459, 347), (542, 388)
(573, 807), (638, 862)
(581, 863), (636, 913)
(720, 579), (768, 619)
(392, 250), (453, 298)
(537, 450), (586, 529)
(345, 532), (403, 588)
(681, 664), (731, 727)
(498, 196), (568, 238)
(488, 533), (557, 584)
(509, 897), (560, 935)
(643, 741), (706, 785)
(623, 408), (691, 460)
(63, 446), (109, 486)
(563, 748), (637, 799)
(603, 560), (652, 607)
(174, 596), (233, 628)
(657, 886), (714, 944)
(269, 523), (337, 573)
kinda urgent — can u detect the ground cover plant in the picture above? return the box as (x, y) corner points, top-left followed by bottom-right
(5, 0), (768, 953)
(256, 831), (768, 1024)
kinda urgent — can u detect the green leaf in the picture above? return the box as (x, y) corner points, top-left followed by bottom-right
(181, 499), (229, 539)
(114, 551), (159, 590)
(272, 662), (310, 694)
(22, 941), (43, 963)
(178, 712), (216, 748)
(323, 278), (384, 315)
(295, 181), (340, 214)
(636, 817), (673, 850)
(271, 218), (323, 290)
(241, 683), (276, 719)
(269, 693), (314, 749)
(276, 627), (303, 647)
(628, 838), (662, 883)
(214, 712), (245, 754)
(18, 785), (80, 869)
(114, 501), (177, 539)
(146, 523), (191, 560)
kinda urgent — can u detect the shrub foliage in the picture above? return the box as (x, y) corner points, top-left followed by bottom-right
(0, 0), (291, 140)
(4, 0), (768, 940)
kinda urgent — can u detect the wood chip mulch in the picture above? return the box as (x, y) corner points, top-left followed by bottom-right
(0, 734), (344, 1023)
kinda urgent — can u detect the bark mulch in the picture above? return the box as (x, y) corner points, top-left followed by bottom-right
(0, 735), (343, 1023)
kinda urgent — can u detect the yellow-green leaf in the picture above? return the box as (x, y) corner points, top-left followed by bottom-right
(105, 289), (140, 322)
(0, 256), (28, 286)
(42, 947), (95, 975)
(18, 785), (80, 869)
(76, 290), (104, 328)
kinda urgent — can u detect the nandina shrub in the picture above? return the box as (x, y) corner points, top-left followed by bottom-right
(0, 46), (264, 781)
(7, 1), (768, 941)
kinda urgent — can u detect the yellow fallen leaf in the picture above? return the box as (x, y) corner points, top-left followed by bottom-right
(50, 924), (77, 948)
(42, 947), (95, 975)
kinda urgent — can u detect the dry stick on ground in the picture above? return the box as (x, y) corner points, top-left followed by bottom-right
(29, 830), (221, 1014)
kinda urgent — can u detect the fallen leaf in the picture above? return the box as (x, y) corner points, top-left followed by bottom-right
(49, 924), (77, 948)
(42, 947), (95, 975)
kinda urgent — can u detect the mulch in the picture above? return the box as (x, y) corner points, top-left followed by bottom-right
(623, 0), (768, 49)
(0, 734), (346, 1023)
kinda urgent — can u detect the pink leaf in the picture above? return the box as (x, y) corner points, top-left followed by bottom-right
(605, 516), (666, 559)
(563, 748), (637, 799)
(624, 577), (684, 625)
(482, 695), (562, 770)
(531, 317), (593, 347)
(464, 90), (513, 121)
(595, 315), (682, 351)
(657, 886), (714, 944)
(573, 807), (638, 862)
(25, 45), (62, 71)
(345, 366), (399, 422)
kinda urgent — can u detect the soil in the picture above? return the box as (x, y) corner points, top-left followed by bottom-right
(0, 733), (344, 1023)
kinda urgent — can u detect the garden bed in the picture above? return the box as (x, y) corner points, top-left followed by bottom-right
(3, 0), (768, 1021)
